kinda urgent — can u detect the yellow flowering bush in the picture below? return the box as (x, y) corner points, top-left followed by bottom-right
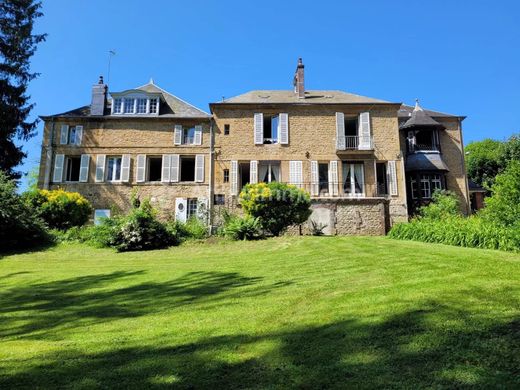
(24, 188), (93, 230)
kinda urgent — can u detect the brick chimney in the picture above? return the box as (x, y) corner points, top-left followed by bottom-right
(293, 58), (305, 99)
(90, 75), (107, 116)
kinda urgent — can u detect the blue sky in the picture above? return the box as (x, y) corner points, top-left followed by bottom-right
(18, 0), (520, 189)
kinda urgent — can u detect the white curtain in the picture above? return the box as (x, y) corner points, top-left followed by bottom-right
(342, 163), (351, 194)
(259, 164), (269, 183)
(354, 164), (363, 193)
(271, 164), (280, 182)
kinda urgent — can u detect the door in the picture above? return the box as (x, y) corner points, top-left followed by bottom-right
(175, 197), (187, 223)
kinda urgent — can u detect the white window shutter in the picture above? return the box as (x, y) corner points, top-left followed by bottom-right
(254, 113), (263, 145)
(95, 154), (106, 182)
(295, 161), (303, 188)
(121, 154), (131, 182)
(174, 125), (182, 145)
(358, 112), (372, 150)
(60, 125), (69, 144)
(194, 125), (203, 145)
(53, 154), (64, 182)
(75, 125), (83, 146)
(197, 197), (208, 222)
(195, 155), (205, 183)
(329, 160), (338, 196)
(279, 113), (289, 144)
(230, 160), (238, 195)
(336, 112), (345, 150)
(79, 154), (90, 182)
(310, 161), (319, 196)
(250, 160), (258, 184)
(170, 154), (180, 182)
(136, 154), (146, 183)
(161, 154), (171, 182)
(387, 160), (398, 196)
(175, 197), (187, 223)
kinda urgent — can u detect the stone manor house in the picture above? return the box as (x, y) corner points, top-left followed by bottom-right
(37, 59), (470, 235)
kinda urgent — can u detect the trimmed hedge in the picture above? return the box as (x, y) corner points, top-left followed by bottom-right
(389, 217), (520, 252)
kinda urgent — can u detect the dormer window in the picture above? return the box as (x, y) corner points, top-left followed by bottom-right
(111, 94), (160, 115)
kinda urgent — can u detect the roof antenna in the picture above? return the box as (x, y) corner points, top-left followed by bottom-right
(107, 50), (116, 88)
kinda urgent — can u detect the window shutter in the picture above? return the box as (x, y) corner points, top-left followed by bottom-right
(230, 160), (238, 195)
(279, 113), (289, 144)
(170, 154), (180, 182)
(174, 125), (182, 145)
(53, 154), (64, 182)
(194, 125), (203, 145)
(387, 160), (398, 196)
(254, 113), (263, 145)
(250, 160), (258, 184)
(195, 154), (205, 183)
(95, 154), (106, 182)
(289, 161), (303, 188)
(336, 112), (345, 150)
(175, 197), (187, 223)
(329, 160), (338, 196)
(75, 125), (83, 146)
(358, 112), (372, 150)
(161, 154), (171, 182)
(79, 154), (90, 182)
(60, 125), (69, 144)
(118, 154), (129, 182)
(136, 154), (146, 183)
(310, 161), (319, 196)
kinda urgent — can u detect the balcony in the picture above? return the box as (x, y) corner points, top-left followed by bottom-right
(336, 135), (374, 151)
(407, 143), (441, 154)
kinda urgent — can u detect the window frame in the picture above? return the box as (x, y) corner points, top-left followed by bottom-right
(263, 115), (279, 144)
(223, 168), (230, 183)
(179, 156), (196, 182)
(106, 156), (123, 182)
(259, 162), (280, 183)
(187, 198), (198, 219)
(224, 124), (230, 135)
(146, 156), (163, 182)
(64, 155), (81, 182)
(182, 126), (196, 145)
(342, 162), (365, 197)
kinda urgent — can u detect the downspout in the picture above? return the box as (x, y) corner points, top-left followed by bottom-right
(208, 118), (215, 230)
(43, 117), (55, 189)
(458, 118), (471, 215)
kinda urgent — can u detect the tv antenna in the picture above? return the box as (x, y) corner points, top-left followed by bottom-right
(107, 50), (116, 87)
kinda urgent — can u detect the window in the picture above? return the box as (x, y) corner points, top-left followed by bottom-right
(263, 115), (279, 144)
(180, 156), (195, 182)
(147, 157), (162, 182)
(420, 175), (431, 198)
(124, 98), (135, 114)
(94, 209), (111, 225)
(149, 98), (158, 114)
(113, 98), (122, 114)
(408, 129), (440, 152)
(183, 127), (196, 145)
(376, 163), (388, 196)
(343, 162), (364, 196)
(106, 156), (122, 181)
(318, 163), (329, 194)
(187, 198), (198, 219)
(224, 124), (230, 135)
(344, 117), (358, 136)
(431, 174), (442, 191)
(410, 178), (419, 199)
(136, 98), (147, 114)
(259, 162), (280, 183)
(223, 169), (229, 183)
(64, 156), (81, 182)
(214, 194), (225, 205)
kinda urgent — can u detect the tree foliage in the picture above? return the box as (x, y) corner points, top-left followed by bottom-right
(0, 0), (46, 179)
(239, 182), (312, 236)
(464, 138), (502, 188)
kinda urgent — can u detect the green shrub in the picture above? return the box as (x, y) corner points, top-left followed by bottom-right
(166, 217), (208, 241)
(309, 219), (328, 236)
(224, 215), (263, 240)
(0, 171), (50, 251)
(389, 216), (520, 252)
(418, 190), (461, 220)
(24, 188), (92, 230)
(482, 161), (520, 229)
(239, 182), (312, 236)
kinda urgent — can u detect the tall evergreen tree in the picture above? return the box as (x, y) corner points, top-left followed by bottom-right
(0, 0), (46, 179)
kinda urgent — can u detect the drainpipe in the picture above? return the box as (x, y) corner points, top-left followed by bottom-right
(208, 118), (215, 230)
(42, 118), (55, 189)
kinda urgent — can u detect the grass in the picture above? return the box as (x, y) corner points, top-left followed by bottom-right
(0, 237), (519, 389)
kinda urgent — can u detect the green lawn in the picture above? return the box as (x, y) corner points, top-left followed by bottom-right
(0, 237), (519, 389)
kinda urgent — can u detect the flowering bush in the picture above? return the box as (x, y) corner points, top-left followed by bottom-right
(24, 189), (92, 230)
(239, 182), (311, 236)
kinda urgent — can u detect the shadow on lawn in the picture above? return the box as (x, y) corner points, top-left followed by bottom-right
(1, 305), (518, 389)
(0, 270), (292, 338)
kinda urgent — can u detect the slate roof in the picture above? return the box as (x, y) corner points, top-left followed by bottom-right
(41, 81), (210, 119)
(468, 180), (487, 193)
(398, 104), (462, 119)
(405, 153), (450, 172)
(214, 90), (397, 105)
(400, 100), (445, 130)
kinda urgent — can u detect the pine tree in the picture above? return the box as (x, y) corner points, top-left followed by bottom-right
(0, 0), (46, 179)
